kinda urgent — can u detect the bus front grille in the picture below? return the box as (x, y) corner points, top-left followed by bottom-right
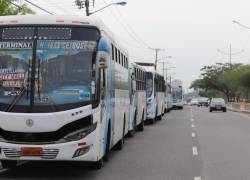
(3, 148), (59, 159)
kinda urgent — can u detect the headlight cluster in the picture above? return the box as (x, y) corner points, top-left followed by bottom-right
(63, 123), (97, 142)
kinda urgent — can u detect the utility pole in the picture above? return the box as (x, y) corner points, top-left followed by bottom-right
(85, 0), (90, 16)
(75, 0), (94, 16)
(154, 48), (164, 70)
(217, 45), (244, 69)
(149, 48), (164, 70)
(229, 44), (232, 69)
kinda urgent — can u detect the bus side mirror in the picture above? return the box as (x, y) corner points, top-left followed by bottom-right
(97, 51), (108, 69)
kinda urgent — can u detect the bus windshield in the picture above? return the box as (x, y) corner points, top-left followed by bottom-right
(0, 26), (100, 113)
(146, 72), (153, 98)
(172, 87), (183, 101)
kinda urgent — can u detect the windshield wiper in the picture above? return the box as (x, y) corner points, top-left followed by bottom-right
(5, 60), (31, 112)
(4, 86), (27, 112)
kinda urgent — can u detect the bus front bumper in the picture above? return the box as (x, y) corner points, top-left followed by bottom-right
(0, 131), (100, 162)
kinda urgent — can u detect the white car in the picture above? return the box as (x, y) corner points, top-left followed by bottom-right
(209, 98), (227, 112)
(190, 99), (199, 106)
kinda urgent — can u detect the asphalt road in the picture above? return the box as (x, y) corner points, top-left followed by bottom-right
(1, 106), (250, 180)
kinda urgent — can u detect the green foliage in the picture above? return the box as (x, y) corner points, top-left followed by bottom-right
(190, 63), (250, 101)
(0, 0), (34, 16)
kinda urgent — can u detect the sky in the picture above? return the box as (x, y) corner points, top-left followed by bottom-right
(25, 0), (250, 90)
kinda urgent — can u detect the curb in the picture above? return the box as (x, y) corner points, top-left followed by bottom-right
(227, 107), (250, 114)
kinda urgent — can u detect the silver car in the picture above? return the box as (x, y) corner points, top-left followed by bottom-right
(209, 98), (227, 112)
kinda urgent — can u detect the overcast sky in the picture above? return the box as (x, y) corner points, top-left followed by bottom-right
(27, 0), (250, 89)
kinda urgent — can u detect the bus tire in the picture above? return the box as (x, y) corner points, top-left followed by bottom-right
(1, 160), (17, 169)
(104, 122), (111, 162)
(92, 158), (104, 170)
(115, 116), (125, 150)
(137, 111), (144, 131)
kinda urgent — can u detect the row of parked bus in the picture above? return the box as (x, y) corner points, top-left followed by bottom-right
(0, 15), (183, 169)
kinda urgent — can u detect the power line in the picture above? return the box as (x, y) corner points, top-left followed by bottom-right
(111, 0), (151, 49)
(42, 0), (71, 14)
(23, 0), (54, 15)
(101, 0), (150, 49)
(9, 1), (23, 9)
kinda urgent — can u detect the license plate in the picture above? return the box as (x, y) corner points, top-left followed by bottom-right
(21, 147), (43, 156)
(216, 106), (222, 109)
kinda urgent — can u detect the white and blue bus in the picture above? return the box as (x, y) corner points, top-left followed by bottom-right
(137, 63), (165, 124)
(128, 63), (146, 136)
(0, 15), (130, 169)
(165, 82), (173, 112)
(172, 79), (184, 109)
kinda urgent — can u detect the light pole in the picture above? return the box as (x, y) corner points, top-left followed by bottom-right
(75, 0), (127, 16)
(232, 20), (250, 29)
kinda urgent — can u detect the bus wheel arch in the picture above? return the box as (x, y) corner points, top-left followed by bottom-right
(128, 110), (136, 137)
(115, 114), (126, 150)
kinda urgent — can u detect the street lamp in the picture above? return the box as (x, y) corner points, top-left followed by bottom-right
(232, 20), (250, 29)
(89, 1), (127, 15)
(75, 0), (127, 16)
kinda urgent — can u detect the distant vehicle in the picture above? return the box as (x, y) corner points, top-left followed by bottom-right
(209, 98), (227, 112)
(190, 98), (199, 106)
(144, 68), (165, 123)
(165, 83), (173, 112)
(198, 97), (209, 107)
(128, 63), (146, 136)
(172, 79), (184, 109)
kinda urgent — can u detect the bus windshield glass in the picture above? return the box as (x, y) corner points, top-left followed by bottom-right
(0, 26), (100, 113)
(146, 72), (153, 98)
(172, 87), (183, 101)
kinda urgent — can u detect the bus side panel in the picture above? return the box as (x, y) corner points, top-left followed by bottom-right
(112, 63), (129, 146)
(136, 91), (146, 125)
(156, 92), (165, 116)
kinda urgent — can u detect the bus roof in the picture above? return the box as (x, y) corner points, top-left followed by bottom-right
(0, 15), (103, 27)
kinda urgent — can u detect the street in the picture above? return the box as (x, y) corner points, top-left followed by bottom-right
(1, 106), (250, 180)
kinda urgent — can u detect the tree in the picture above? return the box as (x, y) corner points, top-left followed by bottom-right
(0, 0), (34, 16)
(190, 63), (242, 101)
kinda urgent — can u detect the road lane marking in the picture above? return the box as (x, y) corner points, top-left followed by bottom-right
(192, 146), (198, 156)
(191, 118), (194, 122)
(192, 132), (196, 137)
(194, 177), (201, 180)
(191, 124), (195, 128)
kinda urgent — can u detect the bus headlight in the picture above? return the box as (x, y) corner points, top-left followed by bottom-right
(63, 123), (97, 142)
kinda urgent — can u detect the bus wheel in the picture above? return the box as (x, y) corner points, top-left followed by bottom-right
(138, 112), (144, 131)
(158, 113), (163, 121)
(92, 158), (104, 170)
(150, 117), (156, 124)
(1, 160), (17, 169)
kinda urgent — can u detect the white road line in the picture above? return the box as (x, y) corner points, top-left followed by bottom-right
(191, 124), (195, 128)
(191, 118), (194, 122)
(193, 146), (198, 156)
(192, 132), (196, 137)
(194, 177), (201, 180)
